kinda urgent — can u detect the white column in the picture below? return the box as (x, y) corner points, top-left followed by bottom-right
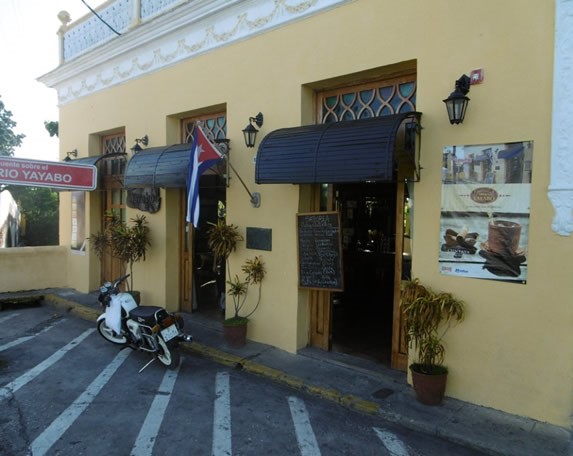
(548, 0), (573, 236)
(56, 10), (71, 64)
(130, 0), (141, 29)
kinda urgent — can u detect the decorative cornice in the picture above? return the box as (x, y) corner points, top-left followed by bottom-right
(38, 0), (350, 105)
(549, 0), (573, 236)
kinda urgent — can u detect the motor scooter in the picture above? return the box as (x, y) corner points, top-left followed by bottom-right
(96, 274), (192, 371)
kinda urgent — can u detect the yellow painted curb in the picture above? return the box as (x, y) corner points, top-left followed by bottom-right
(184, 342), (381, 416)
(44, 294), (100, 322)
(41, 298), (382, 417)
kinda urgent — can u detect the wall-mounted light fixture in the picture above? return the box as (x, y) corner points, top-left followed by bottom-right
(242, 112), (264, 148)
(443, 75), (471, 125)
(63, 149), (78, 161)
(130, 135), (149, 154)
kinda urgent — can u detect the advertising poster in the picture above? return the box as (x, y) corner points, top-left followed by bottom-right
(439, 141), (533, 283)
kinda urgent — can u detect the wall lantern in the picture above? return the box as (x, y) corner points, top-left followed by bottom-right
(242, 112), (264, 148)
(63, 149), (78, 162)
(131, 135), (149, 154)
(443, 75), (471, 125)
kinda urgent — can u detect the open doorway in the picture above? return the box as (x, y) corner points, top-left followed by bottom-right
(331, 182), (409, 365)
(192, 177), (226, 319)
(179, 114), (227, 316)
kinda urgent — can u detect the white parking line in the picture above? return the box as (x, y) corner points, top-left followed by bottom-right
(0, 328), (94, 401)
(29, 348), (132, 456)
(131, 359), (182, 456)
(373, 427), (410, 456)
(0, 312), (19, 324)
(212, 371), (232, 456)
(0, 319), (64, 352)
(288, 396), (321, 456)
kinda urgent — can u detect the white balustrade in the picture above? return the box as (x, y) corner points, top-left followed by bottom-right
(58, 0), (183, 62)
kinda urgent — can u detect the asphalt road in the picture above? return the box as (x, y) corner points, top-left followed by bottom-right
(0, 305), (486, 455)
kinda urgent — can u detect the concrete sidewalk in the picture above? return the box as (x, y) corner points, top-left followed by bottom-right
(2, 288), (570, 456)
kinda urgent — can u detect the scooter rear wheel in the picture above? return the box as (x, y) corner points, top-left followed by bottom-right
(97, 319), (128, 345)
(157, 337), (180, 369)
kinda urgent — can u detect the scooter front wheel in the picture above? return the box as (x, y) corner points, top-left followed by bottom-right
(97, 319), (128, 345)
(157, 337), (180, 369)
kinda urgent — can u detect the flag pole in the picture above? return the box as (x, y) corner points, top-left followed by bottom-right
(214, 139), (260, 208)
(224, 157), (260, 207)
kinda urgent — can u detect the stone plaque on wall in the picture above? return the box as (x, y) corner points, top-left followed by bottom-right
(127, 188), (161, 213)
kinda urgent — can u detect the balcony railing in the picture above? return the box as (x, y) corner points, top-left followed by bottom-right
(58, 0), (183, 62)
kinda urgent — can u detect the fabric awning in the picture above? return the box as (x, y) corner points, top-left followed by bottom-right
(124, 144), (192, 188)
(255, 112), (422, 184)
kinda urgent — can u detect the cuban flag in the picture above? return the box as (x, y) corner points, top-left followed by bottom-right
(186, 125), (224, 227)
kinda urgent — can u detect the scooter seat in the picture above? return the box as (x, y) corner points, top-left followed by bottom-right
(129, 306), (163, 325)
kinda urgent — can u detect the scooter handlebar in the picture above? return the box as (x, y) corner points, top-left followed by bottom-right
(113, 274), (130, 288)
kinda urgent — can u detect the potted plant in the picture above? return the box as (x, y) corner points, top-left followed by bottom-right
(89, 212), (151, 301)
(207, 220), (266, 347)
(88, 211), (120, 263)
(401, 278), (465, 405)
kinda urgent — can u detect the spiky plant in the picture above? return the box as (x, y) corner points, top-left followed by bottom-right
(224, 256), (266, 324)
(110, 215), (150, 291)
(88, 213), (150, 291)
(207, 220), (243, 272)
(401, 278), (465, 374)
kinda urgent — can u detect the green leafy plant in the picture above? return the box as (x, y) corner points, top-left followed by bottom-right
(89, 212), (117, 261)
(207, 219), (243, 271)
(224, 255), (266, 325)
(401, 278), (465, 374)
(207, 221), (266, 326)
(89, 212), (151, 291)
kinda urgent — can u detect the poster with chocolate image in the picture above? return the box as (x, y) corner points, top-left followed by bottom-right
(438, 141), (533, 283)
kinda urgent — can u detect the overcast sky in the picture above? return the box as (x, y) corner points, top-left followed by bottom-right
(0, 0), (106, 161)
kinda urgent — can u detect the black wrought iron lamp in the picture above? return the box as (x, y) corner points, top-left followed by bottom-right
(242, 112), (264, 148)
(443, 75), (471, 125)
(130, 135), (148, 154)
(63, 149), (78, 161)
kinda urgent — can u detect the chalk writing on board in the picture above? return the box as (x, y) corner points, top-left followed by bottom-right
(297, 212), (343, 291)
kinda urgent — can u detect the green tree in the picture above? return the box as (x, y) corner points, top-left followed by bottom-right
(8, 186), (59, 246)
(0, 96), (25, 156)
(0, 96), (59, 246)
(44, 121), (59, 138)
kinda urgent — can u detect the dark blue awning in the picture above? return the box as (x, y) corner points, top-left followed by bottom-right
(124, 144), (192, 188)
(68, 152), (126, 166)
(65, 152), (126, 189)
(255, 112), (422, 184)
(124, 142), (228, 189)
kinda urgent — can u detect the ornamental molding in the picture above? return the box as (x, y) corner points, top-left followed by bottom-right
(549, 0), (573, 235)
(38, 0), (350, 105)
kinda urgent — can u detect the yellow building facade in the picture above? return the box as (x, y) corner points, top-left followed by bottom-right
(40, 0), (573, 427)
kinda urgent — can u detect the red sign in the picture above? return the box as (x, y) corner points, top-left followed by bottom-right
(0, 157), (97, 191)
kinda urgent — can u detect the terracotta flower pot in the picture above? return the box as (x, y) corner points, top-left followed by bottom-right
(410, 366), (448, 406)
(223, 321), (247, 348)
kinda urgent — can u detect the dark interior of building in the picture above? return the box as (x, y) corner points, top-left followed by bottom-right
(331, 183), (398, 364)
(193, 179), (409, 366)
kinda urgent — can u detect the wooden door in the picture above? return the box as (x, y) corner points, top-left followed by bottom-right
(179, 190), (193, 312)
(308, 184), (333, 350)
(178, 114), (227, 313)
(391, 182), (409, 370)
(309, 289), (332, 349)
(101, 134), (126, 283)
(309, 74), (416, 368)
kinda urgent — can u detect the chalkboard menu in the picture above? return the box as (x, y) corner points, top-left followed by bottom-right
(297, 212), (344, 291)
